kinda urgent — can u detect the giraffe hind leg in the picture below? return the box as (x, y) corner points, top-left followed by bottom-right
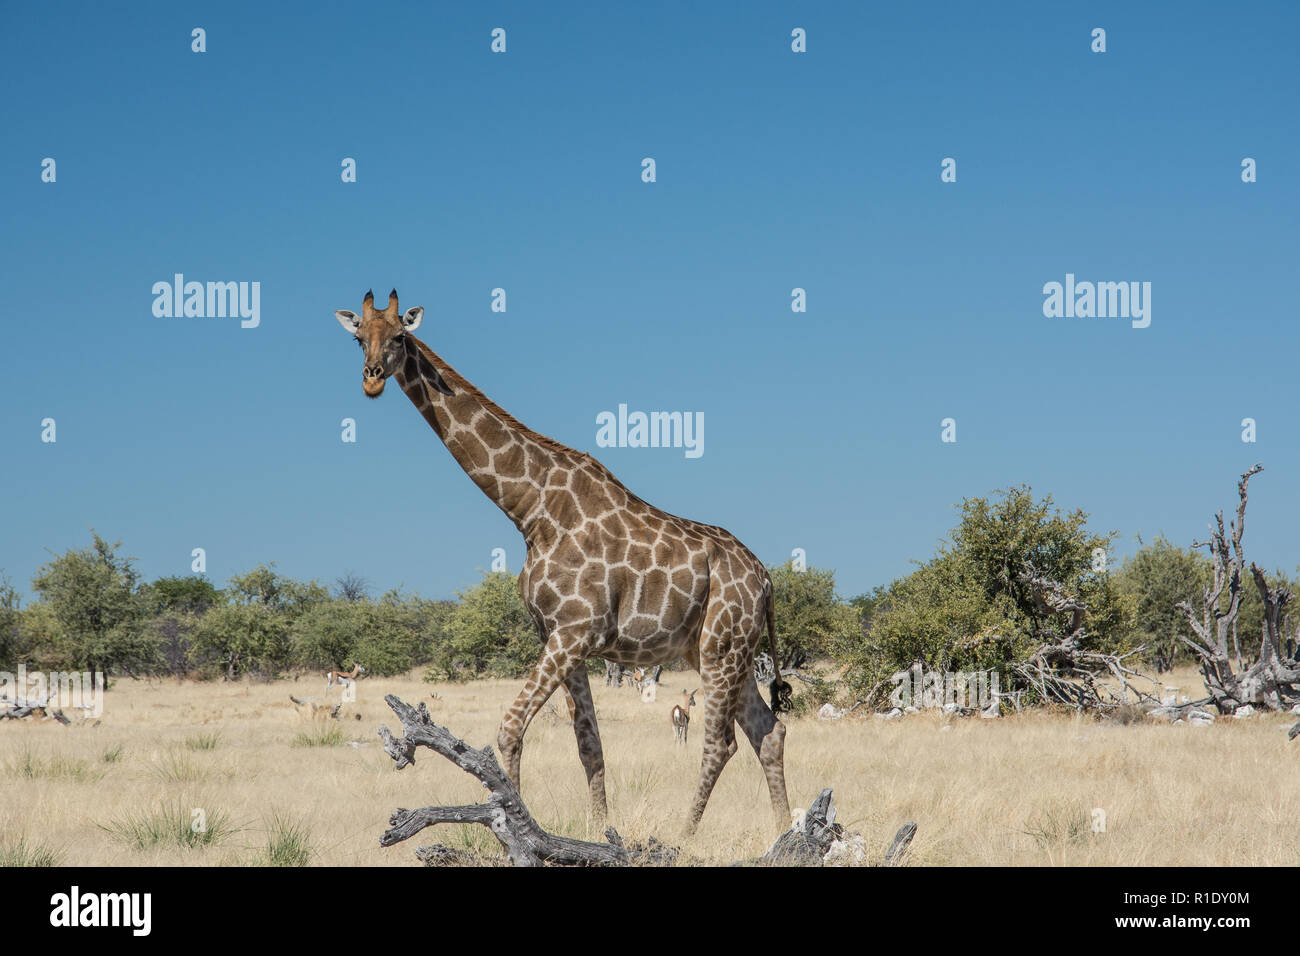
(564, 666), (608, 821)
(736, 674), (790, 834)
(686, 642), (745, 834)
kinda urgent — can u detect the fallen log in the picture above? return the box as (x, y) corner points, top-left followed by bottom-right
(377, 694), (909, 867)
(377, 694), (676, 866)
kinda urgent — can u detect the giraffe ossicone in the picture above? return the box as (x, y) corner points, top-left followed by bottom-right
(334, 289), (794, 834)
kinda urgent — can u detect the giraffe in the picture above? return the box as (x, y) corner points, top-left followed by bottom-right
(334, 290), (794, 834)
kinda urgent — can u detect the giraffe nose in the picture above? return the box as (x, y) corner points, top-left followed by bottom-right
(364, 364), (384, 379)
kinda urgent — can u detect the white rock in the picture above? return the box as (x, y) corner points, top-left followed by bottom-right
(1180, 695), (1190, 704)
(876, 707), (903, 720)
(817, 703), (845, 721)
(942, 702), (958, 714)
(1234, 705), (1255, 718)
(1161, 695), (1177, 706)
(903, 705), (920, 715)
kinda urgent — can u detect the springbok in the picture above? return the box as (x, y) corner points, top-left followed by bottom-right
(324, 663), (365, 694)
(672, 689), (698, 745)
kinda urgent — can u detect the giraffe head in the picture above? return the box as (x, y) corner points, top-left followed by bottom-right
(335, 289), (425, 398)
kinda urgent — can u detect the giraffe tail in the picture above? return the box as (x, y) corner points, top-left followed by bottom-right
(765, 582), (793, 715)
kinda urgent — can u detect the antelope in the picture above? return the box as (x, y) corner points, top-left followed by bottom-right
(324, 662), (365, 693)
(671, 689), (698, 745)
(289, 695), (338, 721)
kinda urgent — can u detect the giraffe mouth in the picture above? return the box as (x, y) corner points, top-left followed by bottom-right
(363, 376), (387, 398)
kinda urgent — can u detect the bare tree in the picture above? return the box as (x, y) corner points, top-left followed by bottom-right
(334, 571), (369, 603)
(1177, 465), (1300, 713)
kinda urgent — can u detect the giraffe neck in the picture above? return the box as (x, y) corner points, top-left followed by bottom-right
(393, 334), (573, 541)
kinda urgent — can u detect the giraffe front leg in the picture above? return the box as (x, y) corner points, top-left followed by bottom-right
(495, 626), (590, 797)
(564, 666), (608, 822)
(685, 658), (742, 836)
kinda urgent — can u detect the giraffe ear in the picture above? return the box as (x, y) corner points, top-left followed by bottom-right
(401, 306), (424, 331)
(335, 310), (361, 333)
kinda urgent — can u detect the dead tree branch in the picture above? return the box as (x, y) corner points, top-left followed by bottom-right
(1176, 466), (1300, 713)
(378, 697), (908, 867)
(1009, 570), (1160, 713)
(377, 694), (676, 866)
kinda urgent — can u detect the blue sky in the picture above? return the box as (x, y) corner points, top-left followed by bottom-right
(2, 1), (1298, 602)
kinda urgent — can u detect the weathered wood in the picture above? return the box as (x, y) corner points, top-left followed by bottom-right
(378, 695), (907, 868)
(414, 844), (504, 866)
(1176, 467), (1300, 714)
(884, 822), (917, 866)
(759, 788), (841, 865)
(739, 788), (917, 867)
(378, 694), (676, 866)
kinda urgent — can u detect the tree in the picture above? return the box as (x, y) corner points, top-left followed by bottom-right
(767, 562), (860, 659)
(1176, 466), (1300, 713)
(141, 575), (221, 616)
(833, 486), (1137, 704)
(0, 574), (20, 666)
(290, 589), (450, 677)
(189, 602), (288, 679)
(186, 565), (326, 679)
(334, 572), (370, 603)
(1116, 536), (1211, 671)
(30, 533), (157, 682)
(14, 601), (64, 670)
(427, 572), (538, 681)
(227, 563), (328, 616)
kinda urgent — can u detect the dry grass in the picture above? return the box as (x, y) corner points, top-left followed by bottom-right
(0, 666), (1295, 866)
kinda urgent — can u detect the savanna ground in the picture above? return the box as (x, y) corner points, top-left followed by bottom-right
(1, 665), (1297, 866)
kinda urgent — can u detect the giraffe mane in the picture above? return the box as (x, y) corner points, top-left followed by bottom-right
(404, 333), (637, 494)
